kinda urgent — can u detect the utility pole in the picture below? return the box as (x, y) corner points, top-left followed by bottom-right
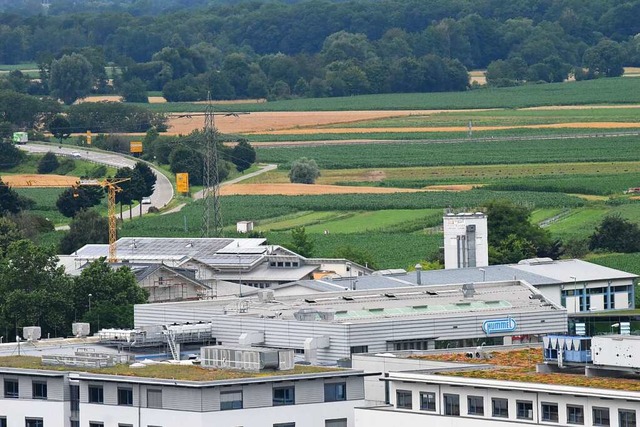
(201, 92), (223, 237)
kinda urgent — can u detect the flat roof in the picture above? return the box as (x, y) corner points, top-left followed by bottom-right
(394, 348), (640, 393)
(137, 280), (564, 324)
(0, 355), (360, 385)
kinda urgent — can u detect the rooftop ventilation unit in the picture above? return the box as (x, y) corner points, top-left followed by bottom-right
(200, 346), (294, 371)
(23, 326), (41, 341)
(257, 289), (275, 302)
(72, 322), (90, 337)
(462, 283), (476, 298)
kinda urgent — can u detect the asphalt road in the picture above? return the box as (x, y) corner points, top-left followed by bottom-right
(18, 144), (174, 220)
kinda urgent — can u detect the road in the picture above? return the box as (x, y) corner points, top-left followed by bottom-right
(18, 144), (174, 221)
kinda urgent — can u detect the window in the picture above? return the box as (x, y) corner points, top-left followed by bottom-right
(492, 398), (508, 418)
(350, 346), (368, 354)
(620, 410), (637, 427)
(89, 423), (103, 427)
(88, 385), (103, 404)
(32, 381), (47, 400)
(70, 385), (79, 412)
(324, 383), (346, 402)
(118, 425), (134, 427)
(567, 405), (584, 425)
(395, 390), (412, 409)
(70, 422), (78, 427)
(4, 379), (18, 398)
(467, 396), (484, 416)
(420, 392), (436, 411)
(273, 424), (295, 427)
(118, 388), (133, 406)
(0, 417), (6, 427)
(593, 407), (610, 426)
(325, 420), (347, 427)
(517, 400), (533, 420)
(273, 386), (295, 406)
(25, 419), (43, 427)
(542, 402), (559, 422)
(147, 389), (162, 409)
(443, 394), (460, 416)
(220, 390), (243, 410)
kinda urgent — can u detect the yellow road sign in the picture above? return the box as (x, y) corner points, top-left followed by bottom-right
(176, 173), (189, 193)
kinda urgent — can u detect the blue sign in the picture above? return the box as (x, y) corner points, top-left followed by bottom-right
(482, 317), (517, 334)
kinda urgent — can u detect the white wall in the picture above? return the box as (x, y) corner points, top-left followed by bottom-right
(2, 400), (66, 427)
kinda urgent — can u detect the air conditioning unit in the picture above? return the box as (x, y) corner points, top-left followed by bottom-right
(72, 323), (90, 337)
(23, 326), (41, 341)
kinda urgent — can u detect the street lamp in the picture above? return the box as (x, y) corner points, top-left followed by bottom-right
(570, 276), (577, 313)
(88, 293), (92, 312)
(479, 268), (486, 282)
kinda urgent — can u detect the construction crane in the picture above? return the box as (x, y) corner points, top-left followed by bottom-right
(74, 178), (130, 263)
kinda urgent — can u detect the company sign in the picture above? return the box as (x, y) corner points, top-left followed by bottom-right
(130, 141), (143, 153)
(482, 317), (517, 334)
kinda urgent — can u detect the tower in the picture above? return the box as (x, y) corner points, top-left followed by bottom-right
(443, 212), (488, 269)
(200, 93), (223, 237)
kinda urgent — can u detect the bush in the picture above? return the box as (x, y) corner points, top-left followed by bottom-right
(56, 158), (76, 175)
(289, 157), (320, 184)
(85, 164), (107, 178)
(37, 152), (59, 174)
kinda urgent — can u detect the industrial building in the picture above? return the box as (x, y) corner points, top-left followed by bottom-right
(443, 212), (489, 269)
(0, 338), (368, 427)
(354, 337), (640, 427)
(270, 258), (637, 315)
(133, 280), (567, 363)
(62, 237), (371, 297)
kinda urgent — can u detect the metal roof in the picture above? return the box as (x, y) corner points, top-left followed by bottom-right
(511, 258), (638, 282)
(215, 264), (319, 282)
(140, 280), (563, 324)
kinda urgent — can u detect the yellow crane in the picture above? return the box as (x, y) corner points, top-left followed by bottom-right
(74, 178), (130, 262)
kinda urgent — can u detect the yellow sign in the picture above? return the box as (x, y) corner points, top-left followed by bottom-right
(176, 173), (189, 193)
(86, 130), (92, 145)
(130, 141), (143, 153)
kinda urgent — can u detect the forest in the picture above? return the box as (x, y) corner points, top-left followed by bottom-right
(1, 0), (640, 103)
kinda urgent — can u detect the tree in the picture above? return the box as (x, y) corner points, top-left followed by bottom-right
(56, 186), (104, 218)
(288, 226), (314, 257)
(132, 162), (157, 215)
(169, 146), (203, 185)
(114, 167), (134, 219)
(0, 217), (23, 256)
(59, 209), (109, 254)
(0, 177), (24, 215)
(484, 200), (562, 264)
(48, 115), (72, 142)
(0, 141), (26, 170)
(72, 259), (148, 330)
(582, 39), (625, 78)
(589, 215), (640, 253)
(0, 240), (73, 339)
(231, 140), (256, 172)
(120, 77), (148, 103)
(37, 151), (60, 174)
(49, 53), (93, 105)
(289, 157), (320, 184)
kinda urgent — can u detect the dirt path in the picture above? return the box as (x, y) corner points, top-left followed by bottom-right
(220, 183), (431, 196)
(1, 174), (78, 187)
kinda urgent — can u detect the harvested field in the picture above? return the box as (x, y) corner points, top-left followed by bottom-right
(219, 183), (427, 196)
(2, 174), (78, 187)
(424, 184), (478, 191)
(76, 95), (122, 103)
(148, 96), (167, 103)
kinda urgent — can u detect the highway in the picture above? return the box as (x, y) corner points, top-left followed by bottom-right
(18, 144), (174, 219)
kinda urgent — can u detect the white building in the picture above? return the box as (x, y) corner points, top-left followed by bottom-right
(66, 237), (372, 290)
(134, 280), (567, 362)
(354, 347), (640, 427)
(274, 258), (638, 315)
(0, 341), (368, 427)
(444, 212), (489, 269)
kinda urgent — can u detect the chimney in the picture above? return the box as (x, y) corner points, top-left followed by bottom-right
(415, 264), (422, 285)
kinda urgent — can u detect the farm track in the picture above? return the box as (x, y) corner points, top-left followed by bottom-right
(252, 130), (640, 148)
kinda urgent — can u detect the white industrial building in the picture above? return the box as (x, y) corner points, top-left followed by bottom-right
(63, 237), (371, 292)
(133, 280), (567, 362)
(0, 339), (368, 427)
(271, 258), (637, 315)
(443, 212), (489, 269)
(354, 339), (640, 427)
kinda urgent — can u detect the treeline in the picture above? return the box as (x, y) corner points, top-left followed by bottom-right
(2, 0), (640, 102)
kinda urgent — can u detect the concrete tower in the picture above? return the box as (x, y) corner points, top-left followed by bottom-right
(443, 212), (488, 269)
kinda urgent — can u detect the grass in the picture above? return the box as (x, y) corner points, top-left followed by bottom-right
(0, 356), (339, 381)
(545, 203), (640, 239)
(2, 154), (116, 178)
(255, 135), (640, 169)
(587, 253), (640, 276)
(0, 62), (37, 71)
(136, 78), (640, 113)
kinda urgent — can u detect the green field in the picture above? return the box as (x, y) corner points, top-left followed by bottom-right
(255, 135), (640, 169)
(137, 78), (640, 113)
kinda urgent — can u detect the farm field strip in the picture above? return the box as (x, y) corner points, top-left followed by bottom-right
(219, 183), (429, 196)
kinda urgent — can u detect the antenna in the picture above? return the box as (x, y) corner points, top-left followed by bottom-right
(200, 92), (223, 237)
